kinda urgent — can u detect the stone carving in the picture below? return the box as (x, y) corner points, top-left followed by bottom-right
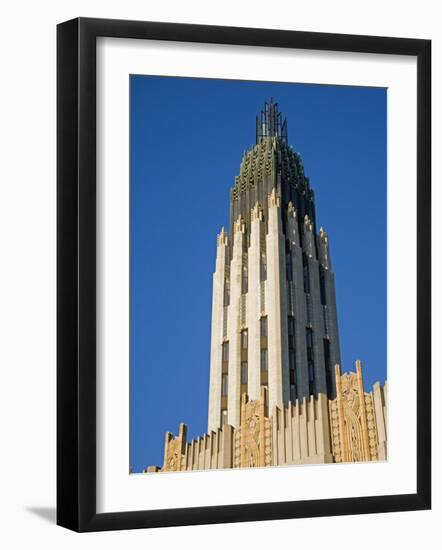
(340, 372), (364, 462)
(162, 424), (187, 472)
(332, 362), (380, 463)
(268, 187), (280, 207)
(263, 417), (273, 467)
(243, 401), (261, 468)
(151, 363), (385, 473)
(329, 400), (342, 462)
(232, 390), (273, 469)
(233, 430), (241, 468)
(365, 394), (379, 461)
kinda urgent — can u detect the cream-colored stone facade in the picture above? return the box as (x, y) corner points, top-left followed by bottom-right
(146, 361), (387, 472)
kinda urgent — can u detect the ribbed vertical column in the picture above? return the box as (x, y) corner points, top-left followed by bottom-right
(208, 229), (229, 432)
(315, 393), (333, 462)
(356, 360), (371, 461)
(373, 381), (387, 460)
(219, 425), (233, 469)
(303, 215), (327, 395)
(227, 220), (245, 428)
(334, 363), (348, 462)
(287, 203), (309, 400)
(266, 189), (289, 411)
(247, 205), (264, 400)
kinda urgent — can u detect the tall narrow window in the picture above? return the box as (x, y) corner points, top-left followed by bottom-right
(263, 385), (269, 409)
(261, 348), (268, 371)
(323, 339), (330, 369)
(289, 343), (296, 402)
(222, 342), (229, 362)
(221, 409), (228, 426)
(288, 316), (295, 339)
(303, 253), (310, 293)
(319, 266), (327, 305)
(223, 278), (230, 307)
(306, 328), (315, 393)
(242, 264), (248, 294)
(289, 348), (296, 371)
(221, 373), (228, 396)
(260, 316), (268, 338)
(241, 329), (248, 350)
(324, 338), (332, 396)
(260, 252), (267, 281)
(241, 361), (248, 384)
(308, 358), (315, 394)
(286, 253), (293, 281)
(290, 366), (296, 384)
(290, 384), (296, 403)
(306, 327), (313, 349)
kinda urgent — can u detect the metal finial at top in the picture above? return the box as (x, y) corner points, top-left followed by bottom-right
(256, 99), (288, 144)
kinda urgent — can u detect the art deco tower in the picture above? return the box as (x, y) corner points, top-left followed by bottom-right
(207, 100), (341, 432)
(146, 100), (387, 473)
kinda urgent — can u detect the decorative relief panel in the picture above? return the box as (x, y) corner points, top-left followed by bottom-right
(340, 372), (364, 462)
(233, 429), (241, 468)
(166, 450), (179, 472)
(332, 362), (380, 464)
(163, 426), (187, 472)
(329, 400), (342, 462)
(365, 393), (379, 461)
(263, 417), (273, 466)
(240, 294), (247, 328)
(242, 400), (261, 467)
(151, 363), (385, 473)
(236, 392), (273, 468)
(260, 281), (266, 314)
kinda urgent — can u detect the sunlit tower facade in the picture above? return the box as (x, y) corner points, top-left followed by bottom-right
(208, 100), (341, 432)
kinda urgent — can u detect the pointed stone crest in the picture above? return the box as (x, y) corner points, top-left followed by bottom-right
(268, 187), (280, 208)
(287, 201), (297, 219)
(251, 202), (264, 221)
(217, 227), (228, 246)
(234, 217), (246, 234)
(304, 214), (313, 232)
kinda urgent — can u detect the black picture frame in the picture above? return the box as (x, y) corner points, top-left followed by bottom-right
(57, 17), (431, 532)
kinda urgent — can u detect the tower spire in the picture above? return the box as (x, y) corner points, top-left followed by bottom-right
(256, 98), (288, 144)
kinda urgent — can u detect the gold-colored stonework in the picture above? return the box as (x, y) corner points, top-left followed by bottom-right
(330, 361), (383, 464)
(146, 361), (387, 473)
(233, 390), (273, 468)
(163, 423), (187, 473)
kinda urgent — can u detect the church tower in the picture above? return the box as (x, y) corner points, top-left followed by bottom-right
(207, 100), (341, 432)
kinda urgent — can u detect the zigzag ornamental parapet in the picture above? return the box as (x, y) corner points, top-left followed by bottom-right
(150, 362), (387, 473)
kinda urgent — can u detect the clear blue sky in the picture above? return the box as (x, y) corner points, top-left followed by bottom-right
(130, 75), (387, 472)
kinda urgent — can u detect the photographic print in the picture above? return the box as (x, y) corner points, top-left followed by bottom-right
(57, 18), (430, 530)
(129, 76), (387, 474)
